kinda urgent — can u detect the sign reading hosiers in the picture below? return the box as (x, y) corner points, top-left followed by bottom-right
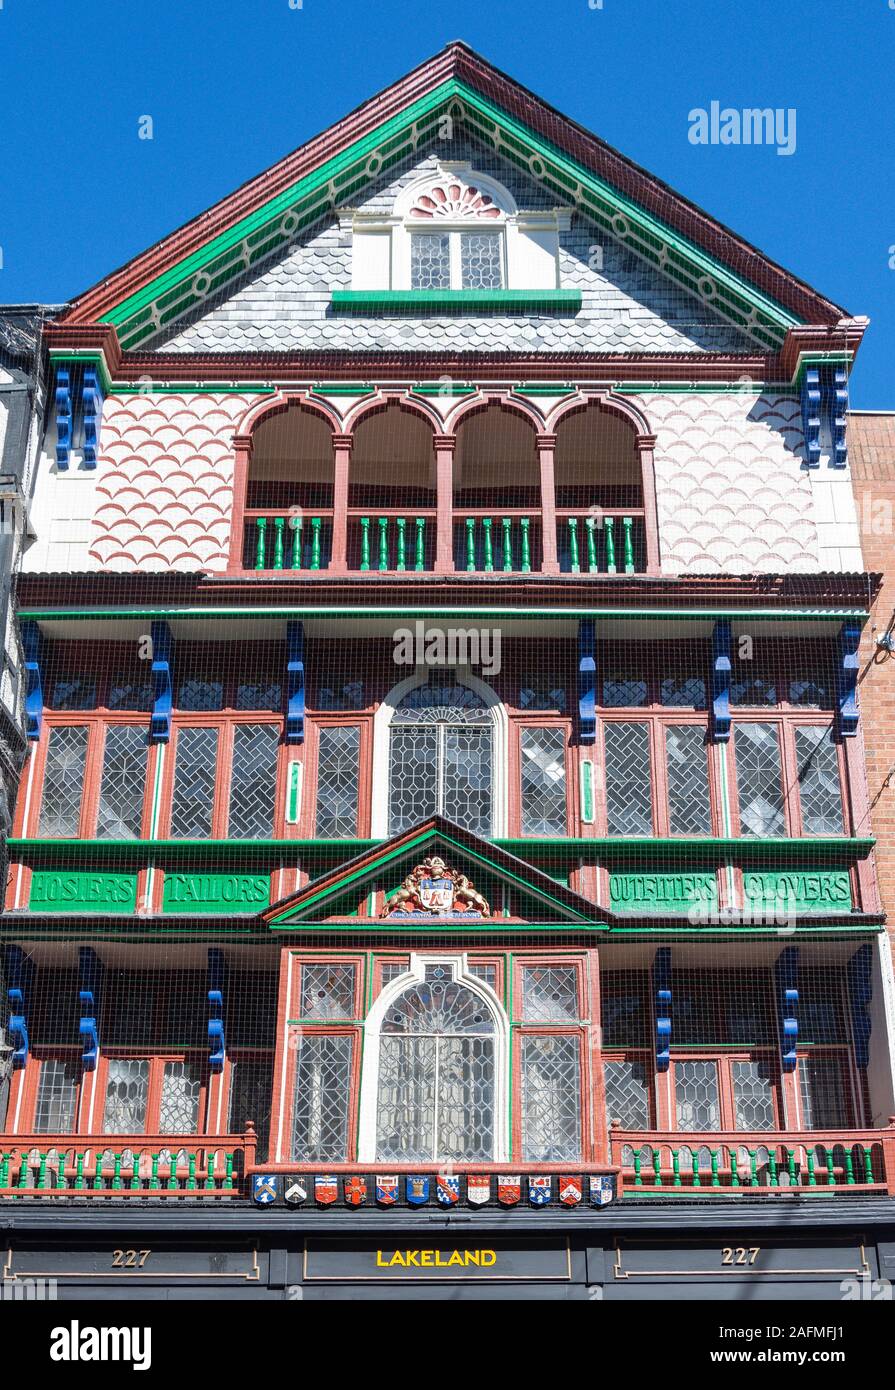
(29, 871), (138, 913)
(302, 1237), (572, 1281)
(162, 873), (270, 912)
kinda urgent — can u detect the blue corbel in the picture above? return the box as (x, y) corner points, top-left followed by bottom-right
(81, 367), (104, 469)
(826, 366), (848, 469)
(652, 947), (671, 1073)
(54, 367), (72, 470)
(577, 619), (596, 745)
(847, 945), (872, 1070)
(800, 365), (821, 468)
(78, 946), (103, 1072)
(21, 620), (44, 740)
(837, 619), (861, 738)
(775, 946), (799, 1074)
(711, 620), (731, 742)
(150, 620), (174, 743)
(4, 946), (34, 1069)
(207, 948), (226, 1073)
(286, 621), (305, 744)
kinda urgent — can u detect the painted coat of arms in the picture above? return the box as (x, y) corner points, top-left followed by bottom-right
(382, 857), (491, 919)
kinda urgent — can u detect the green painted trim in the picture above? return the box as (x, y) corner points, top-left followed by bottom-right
(270, 922), (609, 934)
(790, 353), (855, 388)
(411, 384), (475, 397)
(310, 384), (374, 396)
(48, 350), (114, 396)
(18, 606), (870, 624)
(331, 289), (582, 315)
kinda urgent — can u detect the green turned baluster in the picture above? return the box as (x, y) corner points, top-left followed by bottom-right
(167, 1153), (179, 1191)
(502, 517), (513, 572)
(633, 1150), (643, 1187)
(585, 515), (598, 572)
(291, 515), (303, 569)
(568, 517), (580, 574)
(359, 517), (371, 571)
(863, 1147), (875, 1184)
(826, 1151), (836, 1186)
(395, 517), (406, 571)
(187, 1153), (197, 1191)
(112, 1153), (123, 1191)
(749, 1151), (758, 1188)
(0, 1153), (8, 1188)
(622, 515), (635, 574)
(310, 517), (322, 571)
(93, 1153), (104, 1190)
(150, 1153), (160, 1191)
(843, 1149), (855, 1186)
(74, 1152), (86, 1191)
(224, 1153), (235, 1190)
(254, 517), (268, 570)
(604, 516), (616, 574)
(692, 1151), (702, 1188)
(729, 1150), (739, 1187)
(18, 1154), (28, 1189)
(482, 517), (494, 572)
(787, 1147), (797, 1187)
(206, 1155), (216, 1191)
(465, 517), (476, 572)
(414, 517), (426, 572)
(652, 1149), (662, 1188)
(130, 1156), (140, 1191)
(768, 1150), (779, 1188)
(377, 517), (389, 571)
(37, 1152), (48, 1190)
(672, 1149), (681, 1187)
(709, 1150), (719, 1187)
(520, 516), (531, 573)
(272, 516), (286, 571)
(806, 1149), (817, 1186)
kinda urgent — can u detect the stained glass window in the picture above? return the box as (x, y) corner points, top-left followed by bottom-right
(292, 1034), (353, 1162)
(604, 722), (652, 835)
(96, 725), (148, 839)
(388, 685), (493, 835)
(34, 1058), (79, 1134)
(229, 723), (279, 838)
(170, 727), (218, 839)
(674, 1059), (720, 1131)
(460, 231), (503, 288)
(315, 725), (360, 837)
(520, 1034), (581, 1161)
(795, 726), (844, 834)
(300, 963), (356, 1020)
(734, 722), (785, 836)
(103, 1059), (149, 1132)
(410, 233), (451, 289)
(520, 727), (567, 836)
(604, 1059), (651, 1130)
(665, 724), (712, 835)
(520, 965), (579, 1022)
(39, 725), (88, 837)
(159, 1061), (201, 1132)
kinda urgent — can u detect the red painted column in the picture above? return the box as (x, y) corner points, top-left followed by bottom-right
(537, 432), (559, 575)
(637, 434), (661, 575)
(434, 435), (456, 573)
(228, 435), (252, 574)
(329, 433), (353, 573)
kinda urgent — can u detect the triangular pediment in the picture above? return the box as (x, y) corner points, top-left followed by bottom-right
(264, 817), (600, 927)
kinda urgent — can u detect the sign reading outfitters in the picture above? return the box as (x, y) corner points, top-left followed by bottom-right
(303, 1237), (572, 1281)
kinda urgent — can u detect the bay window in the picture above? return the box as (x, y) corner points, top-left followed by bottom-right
(38, 721), (149, 840)
(731, 719), (846, 837)
(166, 719), (280, 839)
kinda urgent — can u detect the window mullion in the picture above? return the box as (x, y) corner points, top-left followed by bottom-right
(449, 233), (461, 290)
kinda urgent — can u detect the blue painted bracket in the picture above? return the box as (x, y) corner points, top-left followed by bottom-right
(800, 366), (822, 468)
(827, 367), (848, 468)
(775, 946), (799, 1074)
(837, 619), (861, 738)
(286, 621), (305, 744)
(652, 946), (671, 1073)
(3, 946), (34, 1069)
(577, 619), (596, 745)
(21, 620), (44, 741)
(711, 620), (731, 743)
(78, 946), (103, 1072)
(81, 367), (104, 470)
(150, 621), (174, 743)
(54, 367), (72, 470)
(847, 945), (872, 1070)
(208, 948), (226, 1073)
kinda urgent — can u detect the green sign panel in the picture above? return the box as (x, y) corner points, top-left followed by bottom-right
(162, 873), (270, 913)
(609, 872), (718, 913)
(742, 870), (852, 912)
(29, 871), (137, 913)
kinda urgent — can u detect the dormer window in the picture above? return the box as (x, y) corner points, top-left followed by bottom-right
(410, 229), (504, 290)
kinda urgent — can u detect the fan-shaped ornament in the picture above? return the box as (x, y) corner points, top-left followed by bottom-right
(408, 181), (502, 219)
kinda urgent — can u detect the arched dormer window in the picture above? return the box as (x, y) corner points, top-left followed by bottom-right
(406, 175), (506, 291)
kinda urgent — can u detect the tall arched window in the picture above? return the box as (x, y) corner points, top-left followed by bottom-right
(388, 683), (494, 835)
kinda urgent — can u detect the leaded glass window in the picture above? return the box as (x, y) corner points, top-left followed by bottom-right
(520, 1034), (581, 1161)
(236, 681), (282, 711)
(170, 727), (218, 839)
(388, 685), (493, 835)
(731, 1060), (775, 1130)
(159, 1061), (201, 1132)
(49, 678), (96, 710)
(674, 1060), (720, 1131)
(665, 724), (712, 835)
(604, 721), (652, 836)
(292, 1034), (353, 1162)
(519, 685), (566, 712)
(661, 675), (706, 708)
(469, 962), (497, 990)
(177, 679), (223, 711)
(460, 231), (503, 288)
(103, 1059), (149, 1132)
(315, 725), (360, 837)
(300, 964), (356, 1020)
(520, 726), (567, 836)
(380, 961), (409, 988)
(229, 723), (279, 838)
(376, 970), (495, 1162)
(603, 1059), (651, 1130)
(96, 725), (148, 839)
(520, 965), (579, 1022)
(795, 726), (844, 834)
(34, 1059), (79, 1134)
(410, 233), (451, 289)
(799, 1056), (851, 1128)
(228, 1060), (272, 1160)
(602, 676), (648, 707)
(108, 678), (154, 711)
(734, 723), (785, 836)
(39, 725), (89, 837)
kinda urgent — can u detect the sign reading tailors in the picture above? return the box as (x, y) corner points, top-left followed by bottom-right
(303, 1237), (572, 1281)
(29, 871), (138, 913)
(742, 870), (852, 913)
(162, 873), (270, 913)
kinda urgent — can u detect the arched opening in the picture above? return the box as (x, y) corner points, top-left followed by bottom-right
(347, 403), (437, 571)
(553, 402), (646, 574)
(387, 680), (495, 836)
(452, 403), (541, 572)
(242, 402), (334, 570)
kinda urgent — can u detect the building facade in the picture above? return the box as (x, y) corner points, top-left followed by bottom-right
(3, 45), (895, 1300)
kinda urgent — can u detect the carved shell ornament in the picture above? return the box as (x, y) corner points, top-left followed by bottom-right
(408, 181), (502, 220)
(382, 856), (492, 918)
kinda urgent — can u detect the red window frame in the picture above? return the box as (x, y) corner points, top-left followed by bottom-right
(727, 714), (850, 838)
(23, 715), (155, 840)
(511, 715), (575, 837)
(95, 1052), (211, 1136)
(160, 714), (286, 839)
(303, 715), (373, 840)
(595, 713), (720, 838)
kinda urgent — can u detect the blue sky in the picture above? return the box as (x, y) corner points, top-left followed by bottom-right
(1, 0), (893, 404)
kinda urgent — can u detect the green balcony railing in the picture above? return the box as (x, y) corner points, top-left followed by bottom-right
(453, 513), (541, 573)
(558, 510), (646, 574)
(0, 1129), (256, 1198)
(243, 513), (333, 571)
(350, 513), (435, 572)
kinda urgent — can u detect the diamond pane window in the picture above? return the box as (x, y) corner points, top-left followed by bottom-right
(734, 723), (785, 836)
(795, 726), (844, 834)
(315, 725), (360, 838)
(49, 678), (96, 710)
(34, 1059), (79, 1134)
(380, 961), (409, 988)
(228, 1060), (272, 1161)
(388, 686), (492, 836)
(460, 231), (503, 288)
(108, 679), (154, 711)
(170, 727), (218, 839)
(731, 1060), (775, 1130)
(603, 1060), (651, 1130)
(229, 723), (279, 838)
(674, 1060), (720, 1131)
(236, 681), (282, 711)
(731, 671), (777, 705)
(604, 721), (652, 836)
(39, 725), (88, 837)
(410, 233), (451, 289)
(520, 1034), (581, 1161)
(799, 1056), (850, 1128)
(665, 724), (712, 835)
(96, 725), (148, 839)
(159, 1061), (201, 1132)
(103, 1059), (149, 1132)
(520, 965), (579, 1022)
(300, 964), (356, 1020)
(789, 674), (832, 708)
(292, 1034), (353, 1162)
(177, 679), (223, 711)
(520, 727), (567, 836)
(661, 675), (707, 708)
(602, 677), (648, 707)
